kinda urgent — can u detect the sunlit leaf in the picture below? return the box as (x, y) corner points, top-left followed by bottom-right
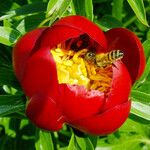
(138, 82), (150, 94)
(16, 12), (45, 34)
(131, 90), (150, 103)
(120, 118), (149, 134)
(97, 135), (149, 150)
(67, 134), (80, 150)
(0, 2), (47, 20)
(0, 27), (21, 46)
(131, 101), (150, 122)
(76, 136), (94, 150)
(46, 0), (71, 25)
(85, 0), (93, 21)
(97, 118), (150, 150)
(67, 134), (94, 150)
(35, 130), (54, 150)
(127, 0), (149, 26)
(47, 0), (63, 17)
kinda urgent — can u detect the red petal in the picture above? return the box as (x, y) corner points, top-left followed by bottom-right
(70, 100), (131, 135)
(103, 61), (131, 111)
(21, 48), (58, 98)
(26, 93), (64, 131)
(40, 25), (83, 49)
(105, 28), (146, 84)
(13, 27), (48, 82)
(58, 84), (105, 122)
(41, 15), (107, 52)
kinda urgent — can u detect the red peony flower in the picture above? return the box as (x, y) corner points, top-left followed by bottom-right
(13, 15), (145, 135)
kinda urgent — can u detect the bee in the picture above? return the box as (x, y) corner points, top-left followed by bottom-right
(85, 50), (124, 67)
(84, 51), (96, 63)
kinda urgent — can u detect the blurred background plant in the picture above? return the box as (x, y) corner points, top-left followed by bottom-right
(0, 0), (150, 150)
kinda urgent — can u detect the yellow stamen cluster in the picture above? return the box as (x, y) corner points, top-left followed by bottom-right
(51, 45), (112, 94)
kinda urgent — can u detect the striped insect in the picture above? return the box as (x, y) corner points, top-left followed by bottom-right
(85, 50), (124, 68)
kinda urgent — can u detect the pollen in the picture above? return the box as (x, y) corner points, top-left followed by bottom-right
(51, 45), (113, 95)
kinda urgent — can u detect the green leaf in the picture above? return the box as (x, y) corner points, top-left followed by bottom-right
(76, 136), (94, 150)
(97, 118), (150, 150)
(67, 134), (94, 150)
(93, 0), (108, 3)
(97, 135), (149, 150)
(72, 0), (86, 16)
(120, 118), (149, 134)
(70, 1), (76, 15)
(88, 136), (97, 149)
(143, 40), (150, 60)
(0, 95), (25, 116)
(0, 45), (12, 65)
(0, 65), (20, 89)
(3, 85), (17, 95)
(131, 90), (150, 103)
(0, 2), (47, 20)
(147, 29), (150, 40)
(134, 57), (150, 87)
(0, 14), (15, 21)
(135, 20), (147, 32)
(72, 0), (93, 20)
(46, 0), (71, 25)
(131, 101), (150, 122)
(35, 130), (54, 150)
(46, 0), (63, 17)
(3, 19), (13, 28)
(138, 82), (150, 94)
(67, 134), (80, 150)
(84, 138), (95, 150)
(112, 0), (124, 21)
(94, 15), (123, 31)
(85, 0), (93, 21)
(0, 27), (21, 46)
(127, 0), (149, 26)
(15, 12), (45, 34)
(0, 0), (20, 12)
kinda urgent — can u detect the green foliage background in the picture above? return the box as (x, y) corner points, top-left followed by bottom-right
(0, 0), (150, 149)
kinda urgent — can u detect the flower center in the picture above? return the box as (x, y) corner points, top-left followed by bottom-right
(50, 44), (120, 95)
